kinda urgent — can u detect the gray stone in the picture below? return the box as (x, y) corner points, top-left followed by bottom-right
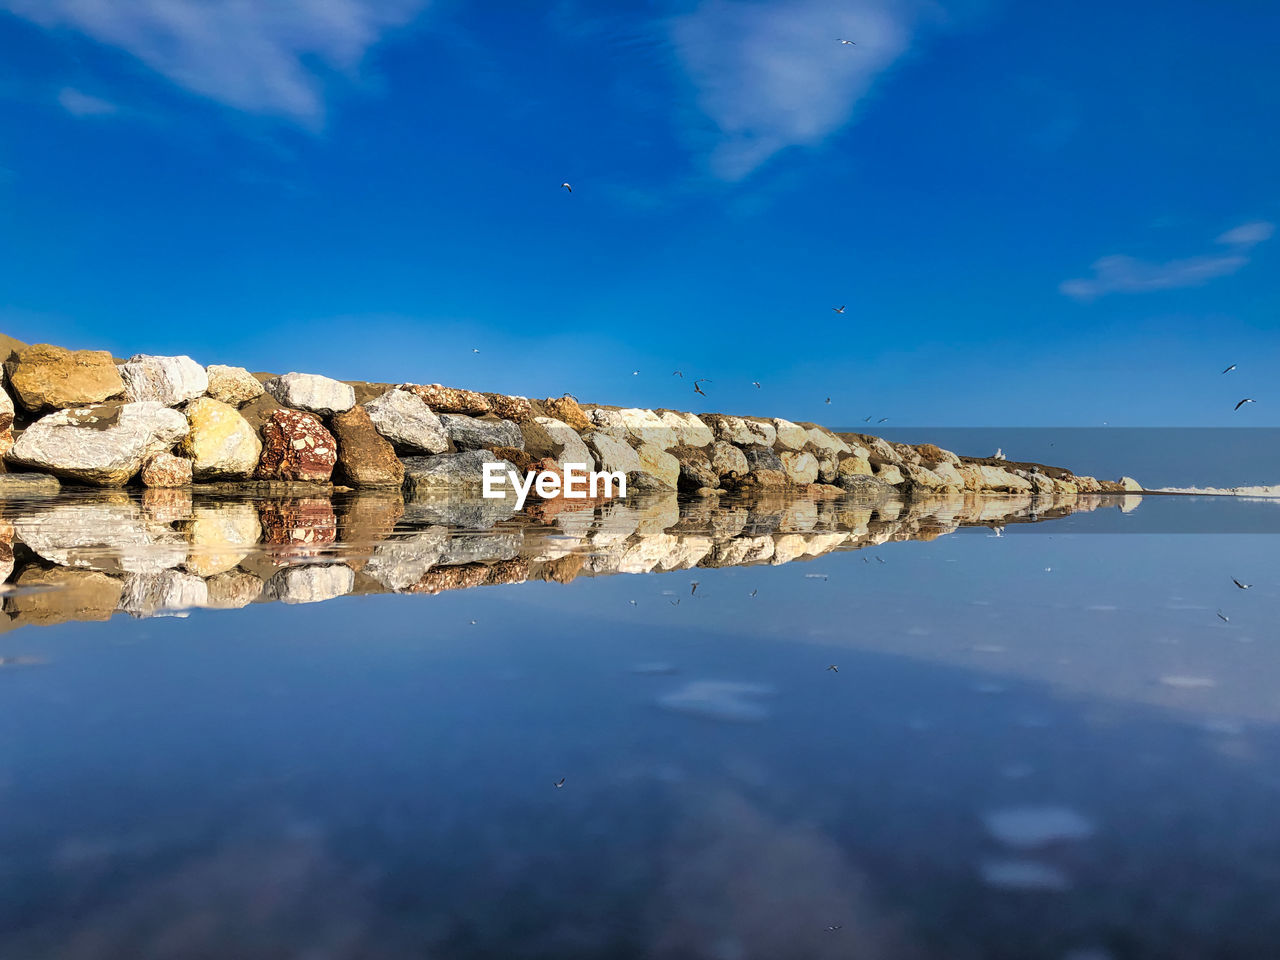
(365, 387), (449, 453)
(584, 431), (641, 474)
(9, 402), (189, 485)
(264, 563), (355, 604)
(439, 414), (523, 451)
(742, 444), (783, 472)
(264, 372), (355, 415)
(708, 440), (749, 478)
(118, 354), (208, 406)
(534, 416), (595, 469)
(402, 450), (518, 496)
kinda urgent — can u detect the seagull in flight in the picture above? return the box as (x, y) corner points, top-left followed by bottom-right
(1217, 610), (1230, 623)
(832, 305), (847, 314)
(1222, 363), (1237, 374)
(749, 589), (758, 597)
(1235, 398), (1256, 411)
(632, 370), (639, 376)
(836, 38), (856, 44)
(673, 370), (683, 378)
(472, 348), (480, 354)
(826, 664), (839, 673)
(690, 581), (700, 597)
(560, 182), (572, 193)
(694, 378), (711, 396)
(877, 417), (889, 423)
(1233, 578), (1252, 590)
(863, 416), (872, 422)
(554, 777), (565, 788)
(752, 381), (761, 389)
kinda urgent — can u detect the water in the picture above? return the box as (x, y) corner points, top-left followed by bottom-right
(1, 487), (1279, 958)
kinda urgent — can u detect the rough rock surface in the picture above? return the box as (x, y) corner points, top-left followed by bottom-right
(535, 416), (594, 468)
(780, 450), (820, 484)
(364, 387), (449, 453)
(836, 473), (890, 497)
(702, 413), (754, 446)
(265, 372), (355, 415)
(265, 564), (355, 605)
(7, 344), (125, 412)
(141, 452), (193, 488)
(179, 397), (262, 480)
(205, 364), (265, 406)
(0, 367), (14, 432)
(542, 395), (591, 432)
(636, 441), (680, 488)
(406, 383), (491, 415)
(772, 418), (809, 451)
(709, 440), (749, 478)
(873, 463), (905, 486)
(402, 450), (518, 496)
(439, 413), (523, 451)
(483, 393), (532, 422)
(118, 354), (208, 406)
(331, 405), (404, 487)
(674, 448), (718, 491)
(805, 427), (851, 456)
(657, 411), (714, 447)
(256, 410), (338, 482)
(584, 431), (641, 474)
(743, 444), (784, 472)
(9, 402), (188, 485)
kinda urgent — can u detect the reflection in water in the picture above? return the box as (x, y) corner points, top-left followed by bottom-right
(2, 487), (1280, 958)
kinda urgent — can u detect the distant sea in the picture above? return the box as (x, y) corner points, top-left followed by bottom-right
(849, 428), (1280, 490)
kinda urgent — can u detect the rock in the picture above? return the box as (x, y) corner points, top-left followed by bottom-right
(584, 431), (641, 474)
(772, 418), (809, 451)
(657, 411), (714, 447)
(736, 468), (790, 489)
(702, 413), (754, 446)
(805, 426), (851, 456)
(636, 441), (680, 488)
(256, 410), (338, 482)
(264, 564), (355, 604)
(364, 387), (449, 453)
(264, 372), (355, 415)
(779, 450), (819, 484)
(837, 456), (872, 478)
(330, 405), (404, 487)
(816, 454), (840, 484)
(915, 442), (960, 465)
(405, 383), (491, 415)
(836, 474), (890, 498)
(9, 402), (188, 485)
(674, 448), (718, 491)
(709, 440), (748, 478)
(185, 502), (261, 576)
(439, 413), (523, 451)
(10, 566), (123, 625)
(900, 463), (949, 493)
(534, 416), (595, 469)
(14, 499), (186, 573)
(205, 364), (265, 406)
(483, 393), (532, 422)
(140, 452), (192, 488)
(6, 343), (125, 411)
(873, 463), (905, 486)
(591, 407), (668, 445)
(490, 446), (538, 473)
(741, 418), (777, 446)
(978, 465), (1034, 493)
(742, 444), (784, 472)
(117, 354), (208, 406)
(542, 395), (591, 432)
(178, 397), (261, 480)
(1120, 476), (1143, 492)
(0, 472), (60, 497)
(402, 450), (518, 496)
(861, 436), (903, 463)
(120, 569), (208, 617)
(204, 571), (264, 608)
(929, 461), (965, 488)
(625, 470), (674, 492)
(0, 366), (14, 432)
(235, 392), (285, 433)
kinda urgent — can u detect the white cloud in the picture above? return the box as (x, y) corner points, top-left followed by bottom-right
(1060, 221), (1273, 301)
(669, 0), (923, 181)
(57, 86), (117, 115)
(3, 0), (429, 125)
(1216, 220), (1274, 248)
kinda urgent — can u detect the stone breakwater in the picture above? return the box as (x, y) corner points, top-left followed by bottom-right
(0, 337), (1142, 497)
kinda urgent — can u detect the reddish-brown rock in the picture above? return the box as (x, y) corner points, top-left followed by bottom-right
(255, 410), (338, 482)
(140, 451), (193, 487)
(405, 383), (491, 415)
(483, 393), (533, 422)
(330, 405), (403, 487)
(258, 497), (337, 561)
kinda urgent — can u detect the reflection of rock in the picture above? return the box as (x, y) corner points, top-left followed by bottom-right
(14, 501), (187, 574)
(401, 495), (516, 529)
(363, 530), (448, 590)
(335, 491), (404, 552)
(203, 570), (264, 608)
(438, 532), (521, 566)
(0, 472), (60, 498)
(257, 498), (337, 560)
(141, 487), (193, 524)
(185, 502), (261, 576)
(8, 566), (123, 624)
(120, 569), (208, 617)
(265, 563), (355, 604)
(10, 402), (189, 485)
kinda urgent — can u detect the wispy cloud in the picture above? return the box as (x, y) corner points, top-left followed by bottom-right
(57, 86), (117, 116)
(668, 0), (926, 181)
(2, 0), (429, 125)
(1060, 221), (1275, 301)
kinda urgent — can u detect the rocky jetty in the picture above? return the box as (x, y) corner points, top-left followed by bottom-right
(0, 334), (1138, 497)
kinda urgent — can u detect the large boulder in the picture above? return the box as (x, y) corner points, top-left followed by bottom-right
(6, 343), (125, 412)
(657, 411), (714, 447)
(405, 383), (491, 415)
(709, 440), (748, 478)
(584, 431), (641, 474)
(178, 397), (261, 480)
(255, 410), (338, 482)
(402, 450), (518, 496)
(805, 427), (851, 456)
(118, 354), (208, 406)
(772, 418), (809, 451)
(364, 387), (449, 453)
(535, 416), (595, 469)
(741, 418), (777, 446)
(836, 473), (890, 498)
(542, 395), (591, 432)
(330, 405), (404, 487)
(674, 448), (718, 491)
(873, 463), (905, 486)
(636, 441), (680, 488)
(483, 393), (533, 422)
(702, 413), (754, 446)
(837, 455), (872, 478)
(590, 407), (668, 445)
(140, 452), (192, 488)
(439, 413), (523, 451)
(780, 451), (819, 484)
(1120, 476), (1143, 492)
(205, 364), (265, 406)
(742, 444), (784, 472)
(8, 401), (188, 485)
(264, 372), (355, 415)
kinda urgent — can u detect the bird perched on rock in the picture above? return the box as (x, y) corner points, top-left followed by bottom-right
(992, 448), (1006, 460)
(1235, 398), (1256, 411)
(560, 182), (572, 193)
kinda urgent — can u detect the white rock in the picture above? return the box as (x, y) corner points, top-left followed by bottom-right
(535, 417), (595, 469)
(9, 402), (189, 486)
(657, 410), (714, 447)
(780, 450), (819, 484)
(636, 441), (680, 488)
(117, 354), (208, 406)
(742, 418), (777, 446)
(709, 440), (748, 477)
(120, 569), (209, 617)
(365, 387), (448, 453)
(205, 364), (264, 406)
(584, 431), (641, 474)
(772, 418), (809, 451)
(265, 563), (355, 604)
(264, 372), (355, 415)
(805, 426), (851, 455)
(14, 500), (186, 573)
(708, 414), (755, 445)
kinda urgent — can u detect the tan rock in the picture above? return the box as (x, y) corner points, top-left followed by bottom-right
(772, 418), (809, 451)
(330, 405), (404, 487)
(406, 383), (491, 415)
(873, 463), (905, 485)
(780, 450), (819, 484)
(179, 397), (261, 480)
(837, 456), (872, 478)
(636, 441), (680, 488)
(542, 395), (591, 432)
(1120, 476), (1143, 492)
(7, 343), (125, 411)
(206, 364), (265, 406)
(483, 393), (533, 422)
(141, 452), (193, 488)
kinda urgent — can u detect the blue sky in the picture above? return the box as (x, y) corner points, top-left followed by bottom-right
(0, 0), (1276, 427)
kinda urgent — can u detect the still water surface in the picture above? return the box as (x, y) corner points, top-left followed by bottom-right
(1, 489), (1277, 959)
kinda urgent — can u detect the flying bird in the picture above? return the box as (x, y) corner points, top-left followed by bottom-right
(826, 664), (839, 673)
(752, 381), (761, 388)
(749, 589), (758, 598)
(877, 417), (889, 423)
(670, 599), (681, 606)
(554, 777), (565, 788)
(825, 397), (832, 404)
(832, 305), (847, 314)
(836, 38), (856, 44)
(1235, 398), (1256, 411)
(1222, 363), (1237, 374)
(694, 378), (711, 396)
(472, 348), (480, 354)
(826, 924), (844, 932)
(690, 581), (700, 597)
(673, 370), (683, 378)
(560, 182), (572, 192)
(1233, 578), (1252, 589)
(1217, 610), (1230, 623)
(863, 416), (872, 422)
(632, 370), (639, 376)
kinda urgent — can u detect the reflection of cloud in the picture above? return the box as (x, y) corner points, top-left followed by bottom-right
(669, 0), (924, 181)
(2, 0), (429, 125)
(1061, 220), (1274, 301)
(57, 87), (117, 116)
